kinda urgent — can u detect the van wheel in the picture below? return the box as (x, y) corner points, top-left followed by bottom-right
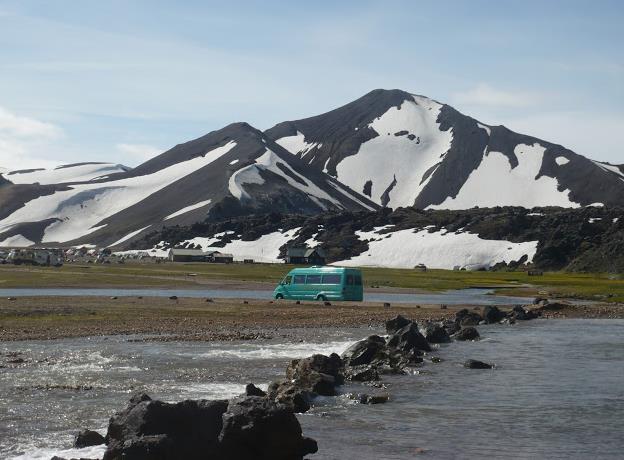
(275, 294), (284, 300)
(317, 295), (326, 302)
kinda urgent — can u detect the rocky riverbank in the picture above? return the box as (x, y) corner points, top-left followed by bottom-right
(0, 295), (622, 342)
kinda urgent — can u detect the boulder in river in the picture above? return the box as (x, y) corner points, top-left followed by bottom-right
(482, 306), (507, 324)
(385, 314), (411, 334)
(464, 359), (494, 369)
(419, 321), (451, 343)
(455, 308), (483, 326)
(387, 323), (432, 353)
(103, 392), (317, 460)
(104, 393), (227, 460)
(453, 327), (480, 341)
(219, 396), (318, 460)
(74, 429), (105, 448)
(342, 335), (387, 366)
(509, 305), (539, 321)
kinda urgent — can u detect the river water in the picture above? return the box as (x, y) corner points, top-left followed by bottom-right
(1, 319), (623, 459)
(0, 287), (532, 305)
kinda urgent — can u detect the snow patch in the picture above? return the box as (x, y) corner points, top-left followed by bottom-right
(164, 199), (212, 221)
(5, 163), (128, 185)
(229, 149), (342, 209)
(275, 131), (318, 156)
(593, 161), (624, 179)
(555, 156), (569, 166)
(229, 159), (239, 165)
(0, 234), (35, 247)
(109, 225), (151, 247)
(184, 228), (301, 263)
(336, 95), (453, 208)
(430, 143), (580, 209)
(335, 227), (538, 270)
(477, 123), (491, 136)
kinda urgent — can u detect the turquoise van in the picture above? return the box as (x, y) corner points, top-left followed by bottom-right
(273, 266), (363, 301)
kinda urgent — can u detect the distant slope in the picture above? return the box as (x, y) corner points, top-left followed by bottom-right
(0, 123), (377, 247)
(266, 89), (624, 209)
(130, 206), (624, 272)
(2, 162), (131, 185)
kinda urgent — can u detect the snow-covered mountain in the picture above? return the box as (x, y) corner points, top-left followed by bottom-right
(0, 123), (377, 247)
(266, 89), (624, 209)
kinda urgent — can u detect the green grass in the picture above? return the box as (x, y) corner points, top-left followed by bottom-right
(1, 263), (622, 302)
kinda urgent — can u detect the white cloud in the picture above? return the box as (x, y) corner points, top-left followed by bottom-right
(0, 106), (63, 170)
(116, 143), (161, 163)
(452, 83), (540, 108)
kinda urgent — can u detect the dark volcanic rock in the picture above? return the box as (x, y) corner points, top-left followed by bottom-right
(387, 323), (432, 353)
(509, 305), (539, 321)
(342, 335), (387, 366)
(74, 429), (105, 448)
(453, 327), (480, 341)
(285, 353), (343, 396)
(455, 309), (483, 326)
(219, 396), (318, 460)
(385, 314), (411, 334)
(482, 306), (507, 324)
(464, 359), (494, 369)
(245, 383), (267, 397)
(266, 379), (312, 414)
(103, 393), (227, 460)
(419, 322), (451, 343)
(103, 393), (317, 460)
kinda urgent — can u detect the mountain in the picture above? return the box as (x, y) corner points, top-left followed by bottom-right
(1, 88), (623, 249)
(0, 123), (377, 247)
(265, 89), (624, 209)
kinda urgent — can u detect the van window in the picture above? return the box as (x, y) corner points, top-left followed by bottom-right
(355, 275), (362, 286)
(293, 275), (306, 284)
(283, 276), (292, 285)
(346, 274), (354, 286)
(321, 274), (341, 284)
(306, 274), (322, 284)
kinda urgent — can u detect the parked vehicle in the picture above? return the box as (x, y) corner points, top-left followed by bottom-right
(273, 266), (363, 301)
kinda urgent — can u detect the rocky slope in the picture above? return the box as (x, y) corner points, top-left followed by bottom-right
(130, 206), (624, 272)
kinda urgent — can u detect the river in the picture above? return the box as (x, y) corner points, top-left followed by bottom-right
(1, 319), (623, 459)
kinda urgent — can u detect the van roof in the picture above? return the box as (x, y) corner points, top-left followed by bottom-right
(287, 266), (360, 274)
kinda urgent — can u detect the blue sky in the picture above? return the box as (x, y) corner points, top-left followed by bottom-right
(0, 0), (622, 169)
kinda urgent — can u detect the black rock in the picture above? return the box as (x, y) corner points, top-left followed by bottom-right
(453, 327), (480, 341)
(343, 364), (380, 382)
(74, 429), (105, 448)
(464, 359), (493, 369)
(245, 383), (266, 397)
(103, 393), (228, 460)
(419, 322), (451, 343)
(266, 380), (312, 414)
(342, 335), (387, 366)
(509, 305), (539, 321)
(455, 308), (482, 326)
(387, 323), (431, 353)
(385, 314), (411, 334)
(482, 306), (507, 324)
(219, 396), (318, 460)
